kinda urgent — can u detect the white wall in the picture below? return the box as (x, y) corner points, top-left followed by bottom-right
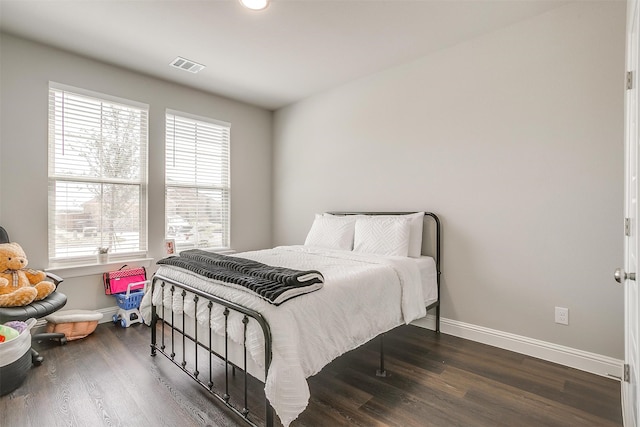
(273, 2), (626, 358)
(0, 34), (273, 311)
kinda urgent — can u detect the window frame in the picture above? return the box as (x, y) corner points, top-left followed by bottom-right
(165, 109), (231, 251)
(47, 82), (149, 265)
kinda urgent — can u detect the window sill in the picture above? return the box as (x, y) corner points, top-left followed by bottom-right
(46, 258), (154, 279)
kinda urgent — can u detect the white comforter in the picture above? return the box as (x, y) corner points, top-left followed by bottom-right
(140, 245), (426, 426)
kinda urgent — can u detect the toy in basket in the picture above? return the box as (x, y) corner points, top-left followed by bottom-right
(112, 281), (148, 328)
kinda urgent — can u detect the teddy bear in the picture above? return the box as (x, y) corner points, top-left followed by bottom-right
(0, 242), (55, 307)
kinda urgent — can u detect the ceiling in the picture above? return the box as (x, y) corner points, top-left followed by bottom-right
(0, 0), (570, 110)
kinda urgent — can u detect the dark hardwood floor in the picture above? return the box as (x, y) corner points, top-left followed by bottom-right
(1, 323), (622, 427)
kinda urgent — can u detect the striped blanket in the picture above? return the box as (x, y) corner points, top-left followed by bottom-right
(156, 250), (324, 305)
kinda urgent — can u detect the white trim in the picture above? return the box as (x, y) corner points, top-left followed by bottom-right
(166, 108), (231, 128)
(97, 306), (120, 324)
(46, 257), (153, 278)
(412, 315), (624, 380)
(49, 81), (148, 109)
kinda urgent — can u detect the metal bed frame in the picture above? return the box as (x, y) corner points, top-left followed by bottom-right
(150, 211), (441, 427)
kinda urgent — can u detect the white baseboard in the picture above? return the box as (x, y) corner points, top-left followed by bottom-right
(412, 315), (623, 381)
(97, 306), (120, 323)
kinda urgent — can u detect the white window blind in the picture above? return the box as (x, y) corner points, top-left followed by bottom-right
(165, 110), (230, 250)
(48, 83), (148, 263)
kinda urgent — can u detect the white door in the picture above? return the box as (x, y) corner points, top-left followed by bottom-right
(621, 0), (640, 425)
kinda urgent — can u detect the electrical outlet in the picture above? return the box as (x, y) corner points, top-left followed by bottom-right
(555, 307), (569, 325)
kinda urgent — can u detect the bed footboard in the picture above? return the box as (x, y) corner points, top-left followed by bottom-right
(150, 274), (274, 427)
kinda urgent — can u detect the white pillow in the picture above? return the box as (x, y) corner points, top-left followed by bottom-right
(353, 216), (411, 257)
(392, 212), (424, 258)
(358, 212), (424, 257)
(408, 212), (425, 257)
(304, 214), (356, 250)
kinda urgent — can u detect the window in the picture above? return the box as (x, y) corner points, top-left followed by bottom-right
(165, 111), (230, 250)
(48, 83), (148, 263)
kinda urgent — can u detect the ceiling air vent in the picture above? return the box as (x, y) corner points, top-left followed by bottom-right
(170, 56), (206, 74)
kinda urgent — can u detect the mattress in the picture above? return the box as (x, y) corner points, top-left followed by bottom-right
(141, 245), (437, 426)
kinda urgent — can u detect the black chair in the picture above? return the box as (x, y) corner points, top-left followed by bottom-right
(0, 226), (67, 365)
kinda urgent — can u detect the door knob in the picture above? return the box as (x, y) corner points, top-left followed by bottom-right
(615, 268), (636, 283)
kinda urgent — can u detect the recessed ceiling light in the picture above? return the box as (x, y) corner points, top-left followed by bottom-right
(240, 0), (269, 11)
(170, 57), (206, 74)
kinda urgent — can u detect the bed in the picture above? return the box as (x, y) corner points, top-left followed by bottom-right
(141, 211), (441, 427)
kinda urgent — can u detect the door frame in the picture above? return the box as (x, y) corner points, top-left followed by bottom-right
(623, 0), (640, 425)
